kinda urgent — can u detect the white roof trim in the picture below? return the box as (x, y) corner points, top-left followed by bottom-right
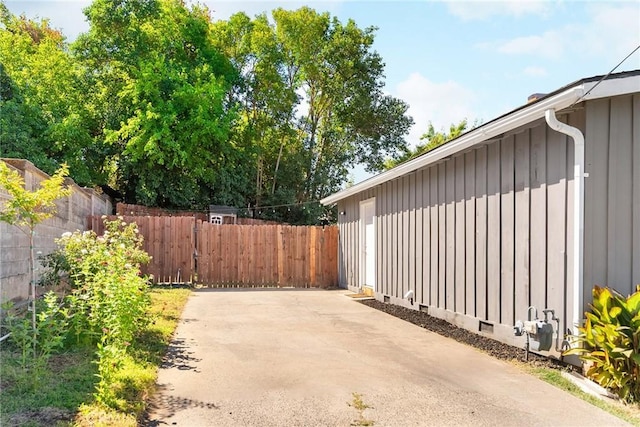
(321, 74), (640, 206)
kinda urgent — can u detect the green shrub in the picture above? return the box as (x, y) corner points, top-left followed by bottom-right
(58, 218), (151, 348)
(55, 217), (152, 406)
(565, 285), (640, 403)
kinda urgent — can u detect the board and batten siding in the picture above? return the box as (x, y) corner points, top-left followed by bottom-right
(584, 94), (640, 300)
(337, 109), (586, 347)
(337, 94), (640, 350)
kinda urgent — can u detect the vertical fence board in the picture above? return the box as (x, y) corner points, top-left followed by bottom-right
(151, 217), (161, 281)
(310, 227), (317, 286)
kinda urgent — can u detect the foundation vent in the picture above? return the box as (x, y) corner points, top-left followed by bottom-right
(479, 321), (494, 334)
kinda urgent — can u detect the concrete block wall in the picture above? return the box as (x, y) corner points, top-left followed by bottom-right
(0, 159), (113, 303)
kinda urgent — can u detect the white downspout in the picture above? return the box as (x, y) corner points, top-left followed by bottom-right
(545, 109), (585, 335)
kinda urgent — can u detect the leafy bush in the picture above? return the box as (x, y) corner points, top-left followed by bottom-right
(58, 218), (151, 348)
(55, 217), (152, 406)
(565, 285), (640, 403)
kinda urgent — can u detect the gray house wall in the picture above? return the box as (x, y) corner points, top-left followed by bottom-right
(337, 93), (639, 352)
(584, 94), (640, 299)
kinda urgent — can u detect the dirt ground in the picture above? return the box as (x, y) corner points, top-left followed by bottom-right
(359, 299), (567, 369)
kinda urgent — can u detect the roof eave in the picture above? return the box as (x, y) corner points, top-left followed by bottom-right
(321, 74), (640, 206)
(321, 85), (584, 205)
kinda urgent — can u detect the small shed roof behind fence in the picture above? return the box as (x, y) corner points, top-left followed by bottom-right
(209, 205), (238, 215)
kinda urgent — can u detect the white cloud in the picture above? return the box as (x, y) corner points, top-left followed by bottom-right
(580, 4), (640, 60)
(447, 0), (549, 21)
(523, 66), (548, 77)
(498, 31), (563, 58)
(394, 73), (476, 149)
(491, 4), (640, 64)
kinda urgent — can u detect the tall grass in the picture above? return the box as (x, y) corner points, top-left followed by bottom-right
(0, 288), (191, 427)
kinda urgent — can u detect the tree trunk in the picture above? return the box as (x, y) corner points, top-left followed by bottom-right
(29, 227), (36, 358)
(272, 141), (285, 194)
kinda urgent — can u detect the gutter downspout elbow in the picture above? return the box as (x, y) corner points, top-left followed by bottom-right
(545, 109), (585, 336)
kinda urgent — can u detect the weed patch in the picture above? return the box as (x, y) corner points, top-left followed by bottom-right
(0, 288), (191, 426)
(348, 392), (375, 426)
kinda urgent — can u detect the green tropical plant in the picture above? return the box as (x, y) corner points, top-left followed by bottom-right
(564, 285), (640, 403)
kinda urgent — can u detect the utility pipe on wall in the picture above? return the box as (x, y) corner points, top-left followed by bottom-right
(545, 109), (585, 336)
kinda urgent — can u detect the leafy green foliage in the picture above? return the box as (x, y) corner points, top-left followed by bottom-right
(213, 8), (412, 222)
(2, 2), (412, 223)
(73, 0), (240, 208)
(0, 160), (72, 359)
(384, 119), (470, 170)
(0, 161), (72, 229)
(56, 218), (151, 407)
(0, 288), (190, 427)
(3, 292), (69, 377)
(58, 219), (150, 346)
(564, 285), (640, 403)
(0, 6), (94, 184)
(36, 250), (71, 288)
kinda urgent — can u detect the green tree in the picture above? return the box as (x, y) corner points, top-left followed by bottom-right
(384, 119), (470, 170)
(0, 63), (52, 171)
(0, 5), (94, 184)
(211, 12), (298, 211)
(73, 0), (240, 208)
(0, 161), (72, 357)
(213, 8), (412, 222)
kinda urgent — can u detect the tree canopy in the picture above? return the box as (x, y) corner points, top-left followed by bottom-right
(0, 1), (413, 223)
(0, 4), (93, 184)
(383, 119), (470, 170)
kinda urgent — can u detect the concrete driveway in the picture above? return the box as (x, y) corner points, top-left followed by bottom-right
(147, 289), (627, 426)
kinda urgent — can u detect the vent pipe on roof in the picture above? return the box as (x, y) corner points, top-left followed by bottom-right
(545, 109), (585, 336)
(528, 93), (547, 103)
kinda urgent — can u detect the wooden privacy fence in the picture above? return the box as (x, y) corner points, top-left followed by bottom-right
(88, 216), (338, 288)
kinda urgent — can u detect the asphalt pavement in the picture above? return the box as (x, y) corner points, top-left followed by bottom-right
(146, 289), (628, 427)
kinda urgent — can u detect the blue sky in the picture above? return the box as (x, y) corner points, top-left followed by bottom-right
(5, 1), (640, 182)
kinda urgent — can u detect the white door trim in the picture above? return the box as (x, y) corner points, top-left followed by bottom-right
(359, 197), (376, 290)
